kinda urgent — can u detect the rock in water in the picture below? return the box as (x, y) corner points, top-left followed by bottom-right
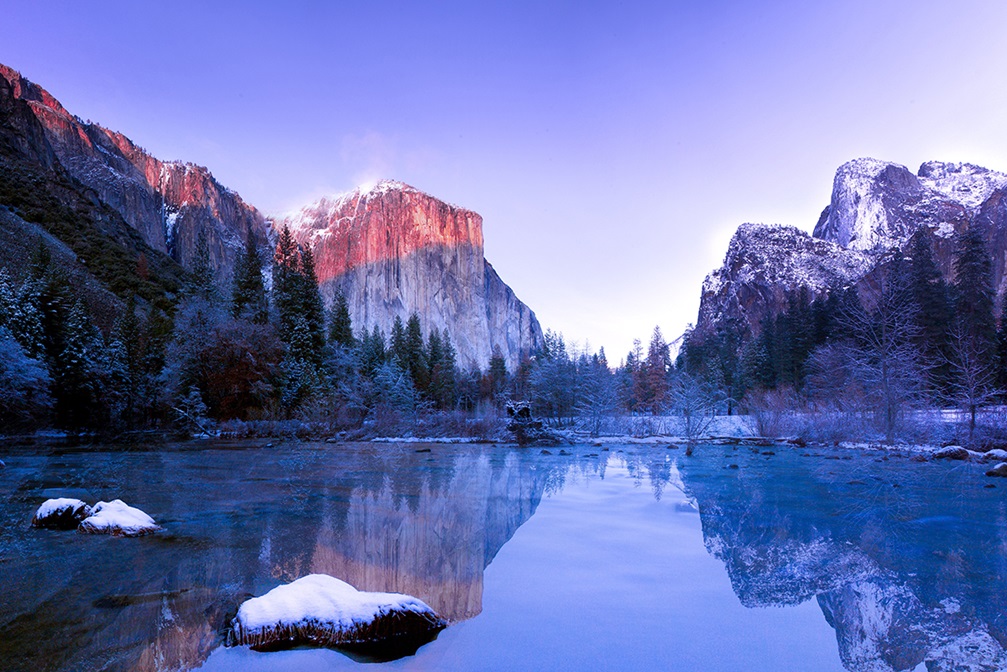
(982, 448), (1007, 462)
(933, 445), (969, 461)
(986, 463), (1007, 478)
(31, 498), (92, 530)
(227, 574), (446, 654)
(77, 500), (161, 537)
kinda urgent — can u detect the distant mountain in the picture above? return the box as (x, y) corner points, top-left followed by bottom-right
(279, 180), (543, 368)
(0, 64), (540, 364)
(694, 158), (1007, 340)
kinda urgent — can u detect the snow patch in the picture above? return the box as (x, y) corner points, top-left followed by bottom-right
(229, 574), (445, 649)
(31, 498), (91, 529)
(78, 499), (161, 537)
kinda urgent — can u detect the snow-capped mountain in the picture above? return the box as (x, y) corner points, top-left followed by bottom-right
(278, 180), (543, 368)
(694, 158), (1007, 339)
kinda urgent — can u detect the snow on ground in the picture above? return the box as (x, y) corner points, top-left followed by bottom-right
(77, 499), (161, 537)
(230, 574), (442, 646)
(372, 436), (482, 444)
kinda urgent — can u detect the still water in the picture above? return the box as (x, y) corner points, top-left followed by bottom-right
(0, 440), (1004, 671)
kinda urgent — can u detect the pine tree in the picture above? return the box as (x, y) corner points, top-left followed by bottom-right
(273, 224), (301, 343)
(953, 223), (996, 358)
(231, 225), (268, 323)
(426, 329), (457, 409)
(54, 299), (101, 429)
(298, 245), (326, 359)
(0, 273), (46, 360)
(405, 313), (428, 391)
(328, 290), (355, 347)
(389, 315), (407, 368)
(907, 231), (951, 394)
(189, 231), (216, 300)
(488, 348), (508, 400)
(640, 326), (671, 414)
(360, 325), (387, 376)
(108, 295), (142, 427)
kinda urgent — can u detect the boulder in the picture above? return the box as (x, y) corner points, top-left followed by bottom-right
(982, 448), (1007, 462)
(227, 574), (446, 654)
(933, 445), (969, 460)
(77, 499), (161, 537)
(986, 463), (1007, 478)
(31, 498), (92, 530)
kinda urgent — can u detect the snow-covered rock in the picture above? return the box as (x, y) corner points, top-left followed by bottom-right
(933, 445), (969, 461)
(812, 158), (1001, 252)
(986, 462), (1007, 477)
(981, 448), (1007, 462)
(30, 498), (92, 530)
(77, 499), (161, 537)
(227, 574), (445, 651)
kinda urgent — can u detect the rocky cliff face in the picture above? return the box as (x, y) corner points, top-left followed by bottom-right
(696, 223), (873, 336)
(695, 158), (1007, 338)
(0, 64), (543, 360)
(0, 64), (270, 282)
(280, 180), (543, 368)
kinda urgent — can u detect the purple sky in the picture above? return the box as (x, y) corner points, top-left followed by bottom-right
(4, 1), (1007, 360)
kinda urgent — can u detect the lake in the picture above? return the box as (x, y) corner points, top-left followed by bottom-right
(1, 440), (1004, 671)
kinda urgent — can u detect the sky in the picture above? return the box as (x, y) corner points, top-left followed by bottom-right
(3, 0), (1007, 361)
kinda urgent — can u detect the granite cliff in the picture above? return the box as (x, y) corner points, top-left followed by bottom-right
(0, 64), (270, 283)
(695, 158), (1007, 339)
(0, 64), (541, 361)
(279, 180), (543, 368)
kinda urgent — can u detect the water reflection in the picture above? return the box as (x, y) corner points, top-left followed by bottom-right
(679, 449), (1007, 671)
(0, 442), (570, 672)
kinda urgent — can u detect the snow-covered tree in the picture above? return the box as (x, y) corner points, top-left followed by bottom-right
(0, 326), (53, 427)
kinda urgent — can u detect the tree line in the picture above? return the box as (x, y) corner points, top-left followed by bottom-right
(678, 224), (1007, 444)
(0, 225), (551, 435)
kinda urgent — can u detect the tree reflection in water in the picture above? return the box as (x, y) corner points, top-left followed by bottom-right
(678, 447), (1007, 672)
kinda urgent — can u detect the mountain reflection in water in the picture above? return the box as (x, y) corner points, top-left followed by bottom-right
(0, 442), (573, 672)
(3, 441), (1005, 672)
(679, 448), (1007, 671)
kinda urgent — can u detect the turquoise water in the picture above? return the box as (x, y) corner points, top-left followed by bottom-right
(0, 441), (1004, 671)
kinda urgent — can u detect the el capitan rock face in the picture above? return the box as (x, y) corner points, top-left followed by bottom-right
(0, 64), (541, 360)
(280, 180), (543, 368)
(0, 64), (270, 282)
(695, 158), (1007, 339)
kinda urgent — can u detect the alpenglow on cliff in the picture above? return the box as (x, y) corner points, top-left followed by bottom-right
(0, 63), (542, 368)
(278, 181), (543, 369)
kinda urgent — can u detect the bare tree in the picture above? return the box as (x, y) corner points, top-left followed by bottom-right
(669, 371), (722, 447)
(836, 260), (926, 443)
(944, 320), (1000, 442)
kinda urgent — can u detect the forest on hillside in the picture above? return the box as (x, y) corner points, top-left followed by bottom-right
(0, 221), (693, 440)
(679, 224), (1007, 447)
(5, 209), (1005, 447)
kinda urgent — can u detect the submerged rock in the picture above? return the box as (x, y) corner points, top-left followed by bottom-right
(77, 500), (161, 537)
(985, 463), (1007, 478)
(227, 574), (446, 654)
(933, 446), (969, 461)
(31, 498), (92, 530)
